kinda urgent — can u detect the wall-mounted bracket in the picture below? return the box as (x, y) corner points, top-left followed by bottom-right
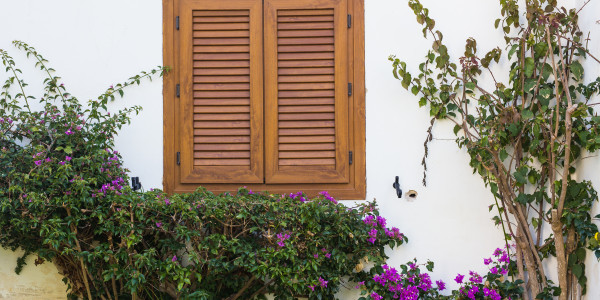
(392, 176), (402, 198)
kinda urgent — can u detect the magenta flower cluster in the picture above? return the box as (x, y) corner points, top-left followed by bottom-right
(276, 232), (291, 247)
(368, 264), (443, 300)
(318, 191), (338, 204)
(363, 215), (404, 244)
(288, 191), (308, 202)
(309, 277), (329, 291)
(454, 246), (514, 300)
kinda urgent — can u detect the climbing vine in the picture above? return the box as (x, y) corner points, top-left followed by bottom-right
(391, 1), (600, 299)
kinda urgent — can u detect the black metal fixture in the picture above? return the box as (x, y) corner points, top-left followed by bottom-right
(132, 177), (141, 191)
(392, 176), (402, 198)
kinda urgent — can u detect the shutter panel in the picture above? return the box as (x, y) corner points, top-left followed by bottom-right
(264, 0), (349, 183)
(179, 0), (263, 183)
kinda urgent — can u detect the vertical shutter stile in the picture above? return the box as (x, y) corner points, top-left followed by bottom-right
(179, 0), (263, 183)
(265, 0), (349, 184)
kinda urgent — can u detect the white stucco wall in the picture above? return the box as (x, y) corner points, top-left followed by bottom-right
(1, 0), (598, 299)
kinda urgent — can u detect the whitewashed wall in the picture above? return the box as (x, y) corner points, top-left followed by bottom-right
(0, 0), (598, 299)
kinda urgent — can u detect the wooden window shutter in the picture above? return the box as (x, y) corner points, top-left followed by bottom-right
(264, 0), (350, 184)
(178, 0), (264, 183)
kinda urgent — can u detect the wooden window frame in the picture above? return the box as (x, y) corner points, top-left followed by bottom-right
(163, 0), (365, 199)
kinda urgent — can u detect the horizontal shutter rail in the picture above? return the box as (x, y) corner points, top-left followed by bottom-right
(277, 9), (333, 16)
(193, 30), (250, 38)
(193, 106), (250, 113)
(278, 30), (334, 37)
(278, 106), (334, 113)
(194, 151), (250, 158)
(278, 113), (334, 120)
(193, 10), (249, 16)
(195, 68), (250, 75)
(279, 120), (335, 128)
(195, 159), (250, 166)
(278, 37), (334, 45)
(193, 53), (250, 60)
(278, 82), (334, 90)
(279, 128), (335, 135)
(193, 37), (250, 45)
(193, 99), (250, 105)
(194, 144), (251, 151)
(278, 60), (333, 67)
(193, 16), (250, 23)
(278, 98), (335, 105)
(193, 45), (250, 53)
(278, 90), (334, 98)
(194, 75), (250, 83)
(193, 128), (250, 135)
(194, 136), (250, 143)
(193, 90), (250, 98)
(279, 151), (335, 158)
(192, 23), (250, 30)
(279, 143), (335, 151)
(278, 15), (334, 22)
(194, 120), (250, 128)
(193, 83), (250, 90)
(279, 158), (335, 166)
(278, 45), (334, 52)
(193, 113), (250, 121)
(279, 136), (335, 143)
(277, 22), (334, 30)
(278, 67), (334, 75)
(193, 60), (250, 68)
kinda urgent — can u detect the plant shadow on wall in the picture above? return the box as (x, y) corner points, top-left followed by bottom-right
(390, 0), (600, 299)
(0, 41), (411, 299)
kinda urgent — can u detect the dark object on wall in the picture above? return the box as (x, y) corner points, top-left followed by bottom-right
(132, 177), (141, 191)
(392, 176), (402, 198)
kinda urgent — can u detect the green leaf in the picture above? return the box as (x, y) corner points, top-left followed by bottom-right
(538, 87), (552, 100)
(499, 149), (508, 161)
(524, 79), (537, 93)
(64, 146), (73, 154)
(465, 82), (476, 90)
(524, 57), (535, 78)
(542, 63), (553, 81)
(521, 109), (534, 120)
(576, 248), (586, 261)
(508, 44), (519, 60)
(515, 193), (531, 204)
(411, 86), (419, 95)
(570, 60), (583, 81)
(572, 264), (583, 279)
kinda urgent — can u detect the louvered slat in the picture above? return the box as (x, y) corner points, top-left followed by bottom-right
(264, 0), (349, 183)
(179, 0), (263, 184)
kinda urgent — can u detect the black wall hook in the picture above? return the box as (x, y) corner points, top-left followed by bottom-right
(132, 177), (141, 191)
(392, 176), (402, 198)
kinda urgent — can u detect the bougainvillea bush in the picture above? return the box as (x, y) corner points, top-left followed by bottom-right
(0, 41), (407, 299)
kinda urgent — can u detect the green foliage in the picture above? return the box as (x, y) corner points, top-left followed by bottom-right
(391, 0), (600, 298)
(0, 41), (405, 299)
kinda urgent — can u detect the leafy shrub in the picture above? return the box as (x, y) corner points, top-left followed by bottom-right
(0, 41), (405, 299)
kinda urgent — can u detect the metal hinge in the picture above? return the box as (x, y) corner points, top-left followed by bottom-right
(176, 152), (180, 165)
(349, 151), (353, 165)
(347, 14), (351, 28)
(176, 16), (180, 30)
(176, 84), (180, 97)
(348, 83), (352, 96)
